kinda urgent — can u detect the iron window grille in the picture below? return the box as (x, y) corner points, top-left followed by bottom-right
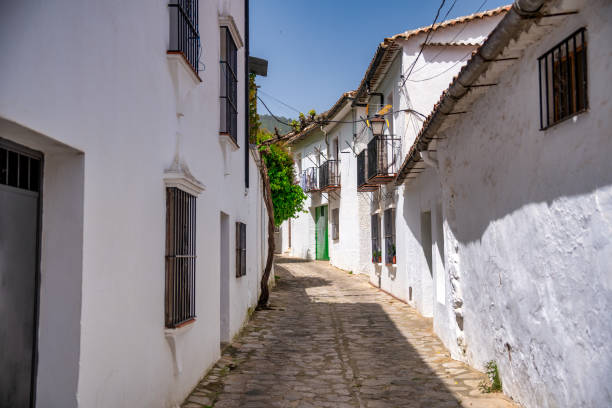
(538, 28), (588, 130)
(357, 149), (377, 192)
(236, 222), (246, 277)
(168, 0), (200, 73)
(384, 208), (396, 265)
(0, 145), (41, 192)
(366, 135), (401, 183)
(165, 187), (197, 328)
(319, 159), (340, 191)
(220, 26), (238, 145)
(331, 208), (339, 241)
(371, 214), (381, 263)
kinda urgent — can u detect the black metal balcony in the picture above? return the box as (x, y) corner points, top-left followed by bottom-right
(357, 150), (378, 192)
(319, 160), (340, 191)
(300, 167), (319, 193)
(366, 135), (401, 184)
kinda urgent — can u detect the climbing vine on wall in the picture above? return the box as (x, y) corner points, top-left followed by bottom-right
(249, 73), (306, 226)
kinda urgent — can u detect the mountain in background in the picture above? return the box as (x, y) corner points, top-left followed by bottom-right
(259, 114), (293, 135)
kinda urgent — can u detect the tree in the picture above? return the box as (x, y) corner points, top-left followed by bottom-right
(249, 74), (307, 308)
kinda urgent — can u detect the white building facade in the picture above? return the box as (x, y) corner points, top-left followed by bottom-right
(394, 1), (612, 406)
(0, 1), (269, 407)
(282, 1), (611, 406)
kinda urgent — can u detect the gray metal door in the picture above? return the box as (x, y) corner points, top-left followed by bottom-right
(0, 139), (42, 408)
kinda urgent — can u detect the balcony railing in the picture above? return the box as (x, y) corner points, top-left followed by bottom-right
(319, 160), (340, 191)
(168, 0), (200, 73)
(357, 150), (378, 192)
(367, 135), (401, 184)
(300, 167), (319, 193)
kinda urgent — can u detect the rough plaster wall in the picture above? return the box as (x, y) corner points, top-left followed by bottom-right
(398, 15), (504, 152)
(394, 170), (443, 317)
(437, 3), (612, 407)
(0, 1), (265, 407)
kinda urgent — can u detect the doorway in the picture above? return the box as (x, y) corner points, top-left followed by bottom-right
(219, 212), (230, 346)
(315, 205), (329, 260)
(0, 139), (42, 408)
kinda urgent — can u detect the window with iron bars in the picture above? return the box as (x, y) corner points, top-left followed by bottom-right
(538, 28), (588, 130)
(236, 222), (246, 277)
(168, 0), (200, 73)
(220, 26), (238, 145)
(0, 144), (41, 192)
(371, 214), (381, 263)
(165, 187), (197, 328)
(331, 208), (339, 240)
(384, 208), (396, 265)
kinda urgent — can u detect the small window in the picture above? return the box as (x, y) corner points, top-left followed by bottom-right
(539, 28), (588, 129)
(220, 26), (238, 144)
(331, 208), (339, 240)
(384, 208), (396, 264)
(236, 222), (246, 277)
(371, 214), (381, 263)
(165, 187), (197, 328)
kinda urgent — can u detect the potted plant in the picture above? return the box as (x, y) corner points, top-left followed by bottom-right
(372, 250), (382, 263)
(390, 244), (396, 264)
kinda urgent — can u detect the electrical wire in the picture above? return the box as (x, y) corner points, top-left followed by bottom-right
(410, 0), (488, 75)
(406, 51), (472, 82)
(399, 0), (447, 88)
(258, 90), (303, 114)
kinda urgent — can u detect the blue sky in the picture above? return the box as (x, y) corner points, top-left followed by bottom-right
(250, 0), (510, 118)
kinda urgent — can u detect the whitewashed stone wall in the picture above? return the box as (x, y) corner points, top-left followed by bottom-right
(433, 2), (612, 407)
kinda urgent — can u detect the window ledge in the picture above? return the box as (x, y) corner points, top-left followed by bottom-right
(165, 318), (196, 375)
(219, 132), (240, 151)
(167, 51), (202, 84)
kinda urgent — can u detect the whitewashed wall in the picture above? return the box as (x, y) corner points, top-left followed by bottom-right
(434, 2), (612, 407)
(325, 106), (373, 274)
(287, 130), (328, 260)
(0, 1), (267, 407)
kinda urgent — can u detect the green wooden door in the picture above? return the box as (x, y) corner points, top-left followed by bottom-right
(315, 205), (329, 260)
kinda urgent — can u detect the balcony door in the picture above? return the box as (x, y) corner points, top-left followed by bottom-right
(0, 139), (42, 408)
(315, 205), (329, 261)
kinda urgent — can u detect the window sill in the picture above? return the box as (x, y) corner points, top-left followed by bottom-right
(165, 318), (196, 375)
(166, 318), (196, 331)
(219, 132), (240, 151)
(167, 51), (202, 83)
(540, 108), (588, 131)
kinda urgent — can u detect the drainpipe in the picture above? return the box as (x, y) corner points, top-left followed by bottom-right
(244, 0), (250, 189)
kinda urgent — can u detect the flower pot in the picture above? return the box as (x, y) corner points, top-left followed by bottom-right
(393, 255), (396, 264)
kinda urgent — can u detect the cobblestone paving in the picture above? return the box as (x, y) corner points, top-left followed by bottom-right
(182, 257), (519, 408)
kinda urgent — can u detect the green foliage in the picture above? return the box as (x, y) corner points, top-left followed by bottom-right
(260, 140), (307, 226)
(249, 75), (307, 226)
(308, 109), (316, 119)
(479, 361), (502, 393)
(248, 73), (261, 144)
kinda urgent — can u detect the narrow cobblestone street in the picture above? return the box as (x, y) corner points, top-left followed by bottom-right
(182, 257), (519, 408)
